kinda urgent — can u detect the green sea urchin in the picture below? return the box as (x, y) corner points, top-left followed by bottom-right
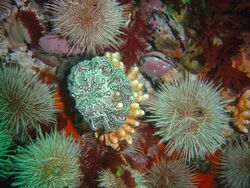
(68, 55), (133, 132)
(0, 65), (57, 140)
(0, 128), (13, 178)
(45, 0), (125, 55)
(219, 140), (250, 188)
(12, 130), (82, 188)
(146, 158), (196, 188)
(97, 169), (127, 188)
(147, 78), (229, 162)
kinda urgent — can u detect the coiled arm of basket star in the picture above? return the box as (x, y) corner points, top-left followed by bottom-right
(232, 89), (250, 133)
(95, 52), (149, 150)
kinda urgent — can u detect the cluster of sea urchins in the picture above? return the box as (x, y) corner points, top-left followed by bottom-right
(0, 0), (249, 187)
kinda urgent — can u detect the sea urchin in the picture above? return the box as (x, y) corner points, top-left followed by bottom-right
(147, 78), (229, 162)
(0, 65), (57, 140)
(146, 158), (196, 188)
(45, 0), (125, 55)
(12, 130), (82, 188)
(0, 128), (13, 178)
(219, 140), (250, 188)
(97, 169), (127, 188)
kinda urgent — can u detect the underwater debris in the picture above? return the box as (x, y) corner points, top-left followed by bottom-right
(45, 0), (126, 55)
(0, 65), (57, 141)
(147, 78), (230, 162)
(12, 130), (82, 188)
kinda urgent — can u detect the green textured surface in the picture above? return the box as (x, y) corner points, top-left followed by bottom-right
(68, 56), (133, 132)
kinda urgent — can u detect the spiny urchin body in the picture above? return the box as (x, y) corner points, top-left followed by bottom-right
(0, 0), (12, 21)
(146, 158), (196, 188)
(0, 65), (57, 140)
(45, 0), (125, 55)
(0, 129), (13, 178)
(147, 78), (229, 162)
(97, 169), (127, 188)
(68, 54), (133, 132)
(219, 141), (250, 188)
(121, 130), (148, 164)
(12, 130), (82, 188)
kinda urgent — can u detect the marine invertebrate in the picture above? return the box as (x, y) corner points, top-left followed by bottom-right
(45, 0), (125, 55)
(120, 129), (148, 164)
(97, 169), (127, 188)
(121, 124), (161, 165)
(0, 129), (13, 178)
(68, 52), (148, 150)
(147, 78), (229, 161)
(231, 89), (250, 133)
(12, 130), (82, 188)
(0, 0), (12, 21)
(146, 158), (196, 188)
(0, 65), (57, 140)
(219, 140), (250, 188)
(68, 53), (133, 132)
